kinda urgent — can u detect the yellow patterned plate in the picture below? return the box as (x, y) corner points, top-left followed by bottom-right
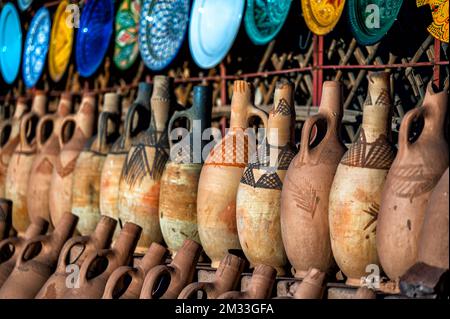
(301, 0), (346, 35)
(417, 0), (449, 43)
(48, 0), (74, 82)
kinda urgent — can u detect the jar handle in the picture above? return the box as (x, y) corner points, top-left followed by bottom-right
(102, 266), (139, 299)
(19, 113), (38, 150)
(167, 109), (193, 150)
(36, 114), (56, 150)
(55, 236), (89, 273)
(398, 107), (424, 151)
(140, 265), (173, 299)
(178, 282), (210, 299)
(58, 115), (77, 150)
(299, 113), (327, 156)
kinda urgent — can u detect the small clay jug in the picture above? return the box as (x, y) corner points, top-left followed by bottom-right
(160, 85), (212, 255)
(0, 217), (48, 287)
(291, 268), (326, 299)
(100, 83), (151, 238)
(140, 239), (202, 299)
(35, 215), (117, 299)
(49, 93), (96, 227)
(61, 222), (142, 299)
(119, 76), (172, 253)
(377, 83), (449, 280)
(281, 81), (346, 278)
(6, 92), (48, 234)
(0, 97), (29, 197)
(0, 199), (13, 240)
(197, 80), (268, 268)
(0, 212), (77, 298)
(236, 81), (296, 276)
(102, 243), (168, 299)
(417, 168), (449, 270)
(72, 93), (121, 235)
(217, 264), (276, 299)
(27, 93), (72, 226)
(354, 287), (377, 299)
(329, 72), (396, 286)
(178, 253), (247, 299)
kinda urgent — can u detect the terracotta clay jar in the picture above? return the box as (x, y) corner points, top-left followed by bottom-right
(102, 243), (167, 299)
(0, 199), (13, 240)
(61, 222), (142, 299)
(281, 81), (346, 278)
(35, 215), (117, 299)
(49, 93), (96, 227)
(0, 217), (48, 288)
(160, 85), (212, 255)
(417, 168), (449, 270)
(6, 92), (48, 233)
(72, 93), (121, 235)
(217, 264), (276, 299)
(178, 253), (247, 299)
(100, 83), (151, 239)
(27, 93), (72, 226)
(377, 83), (449, 280)
(197, 80), (268, 268)
(140, 239), (202, 299)
(0, 212), (77, 298)
(236, 81), (296, 276)
(119, 76), (172, 253)
(329, 72), (396, 286)
(0, 97), (29, 197)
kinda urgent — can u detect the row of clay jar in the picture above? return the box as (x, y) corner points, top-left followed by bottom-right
(0, 210), (376, 299)
(0, 72), (449, 289)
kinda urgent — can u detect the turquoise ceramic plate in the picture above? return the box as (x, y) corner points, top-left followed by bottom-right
(0, 3), (22, 84)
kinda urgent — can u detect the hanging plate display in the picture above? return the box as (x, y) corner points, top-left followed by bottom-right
(0, 3), (22, 84)
(49, 0), (75, 82)
(138, 0), (190, 71)
(189, 0), (245, 69)
(245, 0), (292, 45)
(416, 0), (449, 43)
(76, 0), (114, 77)
(301, 0), (346, 36)
(348, 0), (404, 45)
(23, 7), (51, 88)
(114, 0), (142, 70)
(17, 0), (33, 11)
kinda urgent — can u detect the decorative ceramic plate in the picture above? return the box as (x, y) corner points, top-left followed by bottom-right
(0, 3), (22, 84)
(189, 0), (245, 69)
(139, 0), (190, 71)
(76, 0), (114, 77)
(114, 0), (142, 70)
(17, 0), (33, 11)
(49, 0), (74, 82)
(417, 0), (448, 43)
(348, 0), (404, 45)
(23, 7), (51, 88)
(301, 0), (346, 35)
(245, 0), (292, 45)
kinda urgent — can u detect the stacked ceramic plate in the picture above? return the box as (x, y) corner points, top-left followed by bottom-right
(416, 0), (449, 43)
(301, 0), (346, 35)
(0, 3), (22, 84)
(17, 0), (33, 11)
(23, 7), (51, 88)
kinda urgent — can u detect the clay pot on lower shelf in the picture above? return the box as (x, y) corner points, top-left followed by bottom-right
(0, 199), (13, 240)
(354, 287), (377, 299)
(178, 253), (247, 299)
(61, 222), (142, 299)
(0, 212), (77, 298)
(102, 243), (168, 299)
(281, 81), (346, 278)
(140, 239), (202, 299)
(377, 83), (449, 280)
(35, 216), (117, 299)
(292, 268), (326, 299)
(329, 72), (396, 286)
(217, 264), (276, 299)
(0, 217), (48, 288)
(72, 93), (120, 235)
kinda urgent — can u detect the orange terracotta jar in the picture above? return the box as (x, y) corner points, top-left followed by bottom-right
(281, 81), (346, 278)
(197, 80), (268, 268)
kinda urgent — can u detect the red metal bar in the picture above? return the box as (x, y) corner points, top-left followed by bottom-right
(220, 63), (227, 106)
(312, 35), (319, 106)
(433, 39), (441, 87)
(317, 35), (324, 106)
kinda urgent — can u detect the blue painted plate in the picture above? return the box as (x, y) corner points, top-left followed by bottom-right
(0, 3), (22, 84)
(76, 0), (114, 77)
(189, 0), (245, 69)
(138, 0), (191, 71)
(17, 0), (33, 11)
(23, 7), (51, 88)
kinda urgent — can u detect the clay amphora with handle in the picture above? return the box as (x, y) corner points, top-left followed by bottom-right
(0, 199), (13, 240)
(197, 80), (268, 268)
(0, 212), (77, 298)
(281, 81), (346, 278)
(377, 83), (449, 280)
(35, 215), (117, 299)
(72, 93), (121, 235)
